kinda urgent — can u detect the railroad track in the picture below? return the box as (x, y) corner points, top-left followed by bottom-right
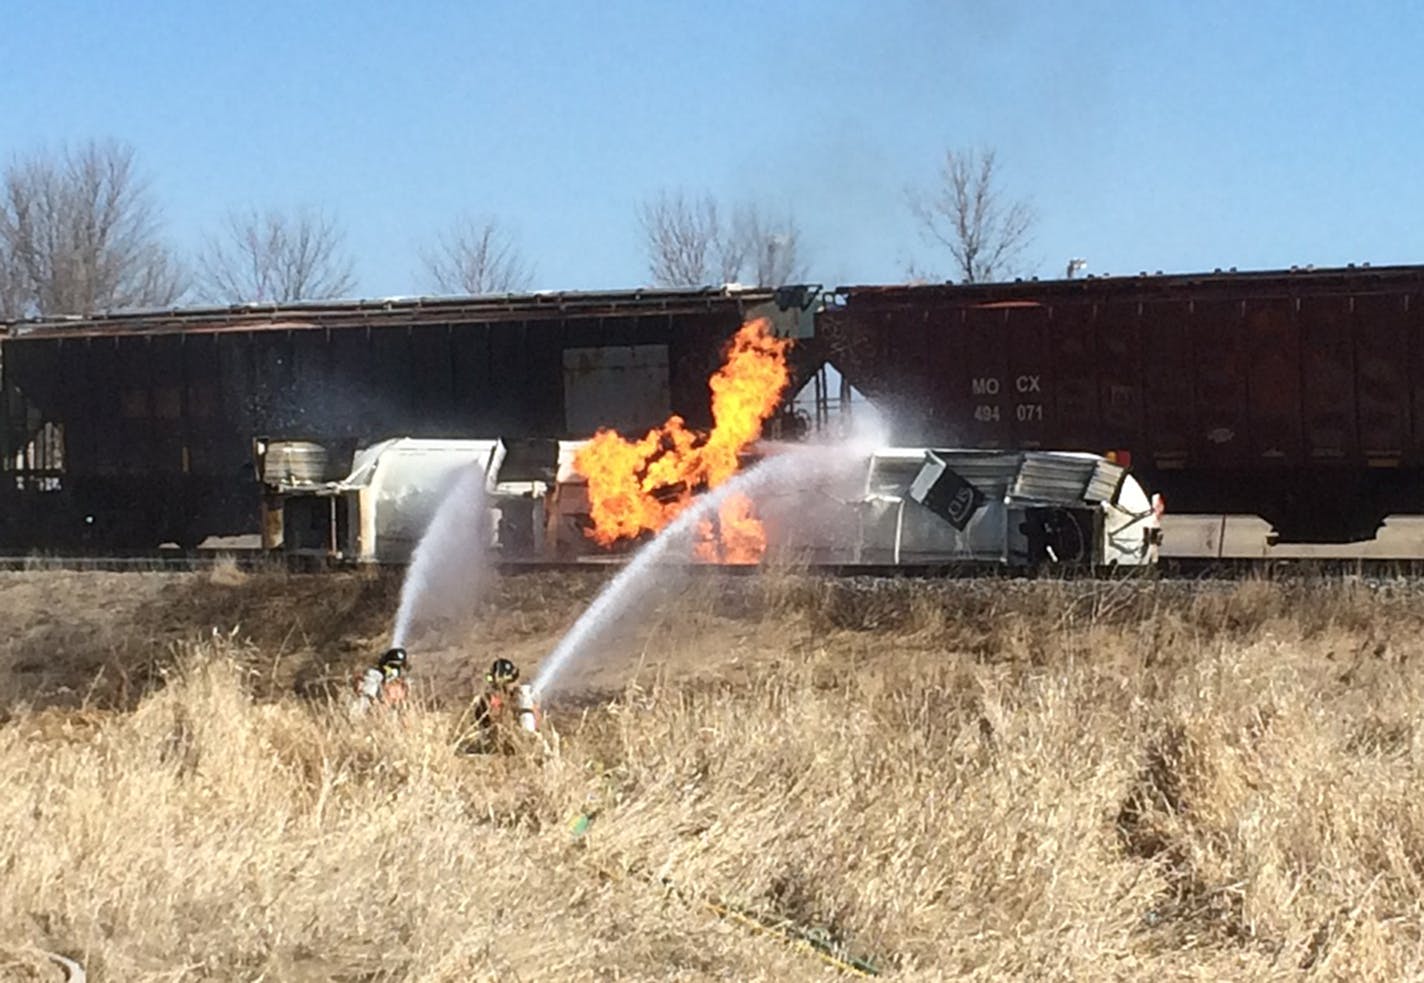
(0, 549), (277, 572)
(8, 550), (1424, 580)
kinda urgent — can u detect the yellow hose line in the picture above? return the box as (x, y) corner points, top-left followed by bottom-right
(698, 895), (879, 977)
(572, 812), (880, 976)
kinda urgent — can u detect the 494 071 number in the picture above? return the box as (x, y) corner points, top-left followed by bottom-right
(973, 403), (1043, 423)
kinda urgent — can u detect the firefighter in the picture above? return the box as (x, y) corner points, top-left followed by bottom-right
(475, 658), (536, 730)
(461, 658), (541, 753)
(352, 646), (410, 714)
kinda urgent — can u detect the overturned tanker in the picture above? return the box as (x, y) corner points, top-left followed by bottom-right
(255, 436), (511, 564)
(705, 444), (1162, 568)
(258, 436), (1162, 569)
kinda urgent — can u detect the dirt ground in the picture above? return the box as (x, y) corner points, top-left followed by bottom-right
(0, 565), (783, 718)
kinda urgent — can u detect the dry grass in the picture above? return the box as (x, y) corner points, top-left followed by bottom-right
(4, 570), (1424, 979)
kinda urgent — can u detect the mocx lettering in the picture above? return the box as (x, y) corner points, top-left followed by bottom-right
(1016, 374), (1041, 393)
(971, 377), (1001, 395)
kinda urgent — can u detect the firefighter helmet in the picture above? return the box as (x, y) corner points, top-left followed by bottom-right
(487, 658), (519, 685)
(380, 647), (408, 673)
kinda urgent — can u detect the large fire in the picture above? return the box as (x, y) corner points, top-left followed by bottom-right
(573, 317), (792, 563)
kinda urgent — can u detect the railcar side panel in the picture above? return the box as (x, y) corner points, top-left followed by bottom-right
(523, 318), (567, 436)
(63, 338), (103, 473)
(1411, 294), (1424, 461)
(1005, 304), (1051, 449)
(408, 325), (451, 431)
(1141, 299), (1195, 463)
(1353, 293), (1411, 458)
(1049, 300), (1098, 450)
(217, 333), (254, 449)
(1299, 295), (1356, 463)
(1097, 300), (1143, 452)
(183, 333), (223, 474)
(1190, 299), (1250, 469)
(962, 306), (1010, 447)
(925, 304), (960, 440)
(149, 334), (187, 477)
(1243, 298), (1300, 465)
(914, 305), (946, 441)
(116, 336), (158, 475)
(448, 325), (487, 433)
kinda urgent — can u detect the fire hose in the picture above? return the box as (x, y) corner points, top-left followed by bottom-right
(568, 813), (881, 977)
(40, 950), (86, 982)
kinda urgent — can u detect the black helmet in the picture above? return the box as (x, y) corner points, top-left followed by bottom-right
(380, 647), (408, 671)
(487, 658), (519, 684)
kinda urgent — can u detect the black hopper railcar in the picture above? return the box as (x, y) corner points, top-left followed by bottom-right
(0, 287), (815, 551)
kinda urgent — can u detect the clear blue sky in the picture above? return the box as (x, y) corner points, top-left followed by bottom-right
(5, 0), (1423, 297)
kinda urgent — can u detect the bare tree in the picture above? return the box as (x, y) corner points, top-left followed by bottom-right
(638, 190), (806, 287)
(637, 191), (722, 287)
(0, 245), (26, 320)
(909, 148), (1035, 283)
(0, 140), (186, 317)
(198, 207), (354, 303)
(725, 204), (806, 287)
(422, 216), (533, 295)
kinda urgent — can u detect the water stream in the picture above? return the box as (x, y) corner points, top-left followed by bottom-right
(390, 462), (492, 649)
(530, 441), (860, 699)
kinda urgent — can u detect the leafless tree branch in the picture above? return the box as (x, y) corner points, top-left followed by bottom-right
(725, 203), (806, 287)
(0, 140), (185, 317)
(638, 190), (806, 287)
(908, 148), (1036, 283)
(0, 244), (27, 320)
(422, 216), (533, 295)
(637, 191), (721, 287)
(198, 207), (355, 303)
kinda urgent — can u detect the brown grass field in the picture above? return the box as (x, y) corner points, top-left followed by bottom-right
(3, 564), (1424, 980)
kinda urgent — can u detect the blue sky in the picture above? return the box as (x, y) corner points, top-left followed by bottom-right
(5, 0), (1423, 297)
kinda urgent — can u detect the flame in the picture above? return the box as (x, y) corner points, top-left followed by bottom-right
(694, 494), (766, 564)
(573, 317), (792, 562)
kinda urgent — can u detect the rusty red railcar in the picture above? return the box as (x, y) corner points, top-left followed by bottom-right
(813, 265), (1424, 542)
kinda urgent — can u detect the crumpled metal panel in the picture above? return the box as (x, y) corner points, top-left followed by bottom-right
(1010, 454), (1124, 505)
(259, 440), (335, 486)
(908, 452), (984, 529)
(897, 449), (1124, 510)
(1085, 459), (1127, 502)
(915, 451), (1024, 498)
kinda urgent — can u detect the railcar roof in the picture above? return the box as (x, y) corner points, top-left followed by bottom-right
(835, 262), (1424, 304)
(2, 283), (797, 340)
(8, 263), (1424, 340)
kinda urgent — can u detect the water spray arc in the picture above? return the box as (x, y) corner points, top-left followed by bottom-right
(390, 462), (492, 649)
(530, 443), (859, 700)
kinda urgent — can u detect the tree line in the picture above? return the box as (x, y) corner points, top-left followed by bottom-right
(0, 139), (1036, 319)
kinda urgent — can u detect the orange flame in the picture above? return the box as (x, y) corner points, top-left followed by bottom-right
(573, 317), (792, 562)
(694, 493), (766, 564)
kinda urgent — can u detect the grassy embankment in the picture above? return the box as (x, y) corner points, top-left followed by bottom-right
(2, 568), (1423, 980)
